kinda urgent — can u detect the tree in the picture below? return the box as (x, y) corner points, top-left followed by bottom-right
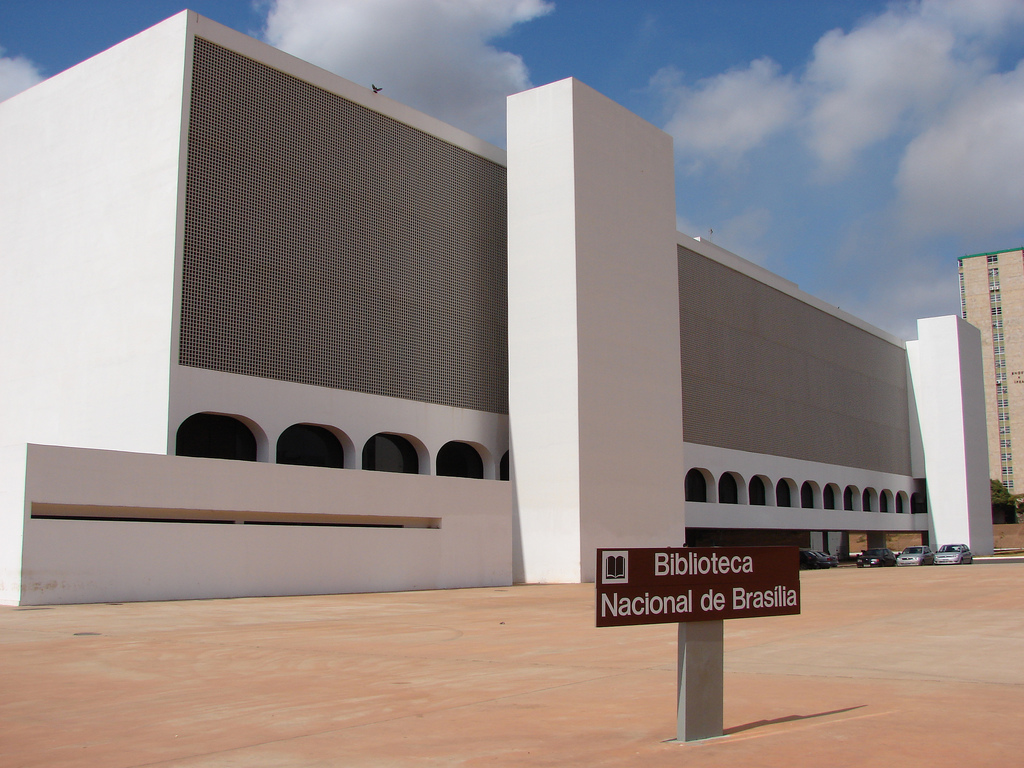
(991, 479), (1017, 524)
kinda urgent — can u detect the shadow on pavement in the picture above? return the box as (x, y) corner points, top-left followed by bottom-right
(724, 705), (867, 735)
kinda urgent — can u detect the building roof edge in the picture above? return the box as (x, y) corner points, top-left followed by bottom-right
(958, 247), (1024, 262)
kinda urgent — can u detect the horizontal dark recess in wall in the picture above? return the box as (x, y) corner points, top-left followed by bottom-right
(30, 503), (439, 529)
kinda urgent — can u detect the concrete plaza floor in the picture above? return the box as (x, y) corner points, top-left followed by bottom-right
(3, 562), (1024, 767)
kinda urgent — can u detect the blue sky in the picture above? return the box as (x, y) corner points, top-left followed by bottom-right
(4, 0), (1024, 340)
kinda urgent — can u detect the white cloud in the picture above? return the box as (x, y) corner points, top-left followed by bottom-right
(919, 0), (1024, 39)
(651, 1), (1024, 339)
(804, 11), (964, 174)
(656, 0), (1024, 179)
(0, 48), (43, 103)
(262, 0), (552, 143)
(656, 58), (799, 168)
(895, 62), (1024, 237)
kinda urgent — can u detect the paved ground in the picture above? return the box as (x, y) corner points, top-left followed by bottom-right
(3, 562), (1024, 767)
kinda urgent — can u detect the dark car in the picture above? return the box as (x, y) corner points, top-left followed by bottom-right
(800, 550), (832, 569)
(857, 548), (897, 567)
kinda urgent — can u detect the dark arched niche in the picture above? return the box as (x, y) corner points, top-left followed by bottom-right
(362, 433), (419, 474)
(436, 441), (484, 479)
(277, 424), (344, 468)
(776, 479), (792, 507)
(718, 473), (738, 504)
(685, 469), (708, 502)
(801, 482), (814, 509)
(749, 477), (766, 506)
(176, 413), (257, 462)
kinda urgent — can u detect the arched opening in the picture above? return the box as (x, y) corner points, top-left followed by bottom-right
(844, 485), (857, 511)
(362, 433), (419, 474)
(862, 488), (876, 512)
(718, 473), (738, 504)
(685, 468), (709, 502)
(800, 481), (815, 509)
(276, 424), (344, 468)
(500, 451), (510, 481)
(776, 479), (792, 507)
(176, 413), (257, 462)
(879, 490), (892, 513)
(895, 492), (905, 514)
(436, 441), (484, 479)
(823, 484), (837, 510)
(749, 476), (767, 506)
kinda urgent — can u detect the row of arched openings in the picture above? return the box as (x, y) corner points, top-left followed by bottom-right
(175, 413), (510, 480)
(685, 468), (926, 514)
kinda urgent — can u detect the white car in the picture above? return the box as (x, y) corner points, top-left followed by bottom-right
(934, 544), (973, 565)
(896, 545), (934, 566)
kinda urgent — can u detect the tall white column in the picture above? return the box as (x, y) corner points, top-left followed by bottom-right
(907, 315), (993, 554)
(507, 79), (686, 582)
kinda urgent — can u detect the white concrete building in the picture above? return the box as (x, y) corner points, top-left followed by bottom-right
(0, 12), (992, 605)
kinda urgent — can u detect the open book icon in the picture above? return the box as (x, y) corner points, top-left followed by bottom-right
(605, 555), (625, 580)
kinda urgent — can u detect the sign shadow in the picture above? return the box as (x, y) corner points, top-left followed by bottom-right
(724, 705), (867, 735)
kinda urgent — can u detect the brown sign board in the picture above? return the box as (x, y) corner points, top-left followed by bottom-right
(596, 547), (801, 627)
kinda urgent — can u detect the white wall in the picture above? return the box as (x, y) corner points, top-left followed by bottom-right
(506, 79), (581, 582)
(907, 316), (994, 554)
(0, 14), (191, 605)
(685, 500), (929, 534)
(571, 82), (686, 578)
(507, 79), (686, 583)
(0, 446), (28, 604)
(15, 444), (512, 605)
(0, 13), (189, 458)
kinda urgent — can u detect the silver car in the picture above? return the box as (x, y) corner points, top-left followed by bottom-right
(934, 544), (973, 565)
(896, 545), (934, 566)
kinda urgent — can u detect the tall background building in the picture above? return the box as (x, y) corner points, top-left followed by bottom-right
(960, 247), (1024, 500)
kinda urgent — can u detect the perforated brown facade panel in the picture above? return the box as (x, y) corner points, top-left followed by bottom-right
(678, 246), (912, 474)
(180, 38), (508, 413)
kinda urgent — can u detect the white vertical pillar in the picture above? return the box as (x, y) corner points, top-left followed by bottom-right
(507, 79), (686, 583)
(907, 316), (993, 554)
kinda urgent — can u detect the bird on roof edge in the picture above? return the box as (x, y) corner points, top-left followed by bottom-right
(372, 84), (382, 93)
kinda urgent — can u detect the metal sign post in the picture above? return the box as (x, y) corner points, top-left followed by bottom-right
(596, 547), (800, 742)
(677, 620), (724, 741)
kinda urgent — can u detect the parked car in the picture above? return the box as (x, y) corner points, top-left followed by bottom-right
(818, 551), (839, 568)
(896, 545), (934, 566)
(934, 544), (973, 565)
(857, 548), (897, 567)
(800, 550), (834, 569)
